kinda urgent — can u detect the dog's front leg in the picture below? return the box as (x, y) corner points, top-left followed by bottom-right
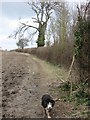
(45, 109), (51, 118)
(44, 108), (47, 118)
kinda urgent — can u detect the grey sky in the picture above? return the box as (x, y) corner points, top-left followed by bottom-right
(2, 2), (34, 19)
(0, 2), (37, 50)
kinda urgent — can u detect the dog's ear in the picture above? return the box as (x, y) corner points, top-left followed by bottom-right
(51, 100), (55, 107)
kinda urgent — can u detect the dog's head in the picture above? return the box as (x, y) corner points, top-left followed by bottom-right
(46, 99), (55, 112)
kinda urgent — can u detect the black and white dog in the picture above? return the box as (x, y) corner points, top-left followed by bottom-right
(41, 94), (55, 118)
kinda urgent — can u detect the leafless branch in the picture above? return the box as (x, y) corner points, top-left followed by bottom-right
(84, 1), (90, 20)
(77, 5), (81, 17)
(20, 22), (38, 30)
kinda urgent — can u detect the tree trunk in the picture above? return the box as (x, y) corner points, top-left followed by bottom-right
(37, 22), (46, 47)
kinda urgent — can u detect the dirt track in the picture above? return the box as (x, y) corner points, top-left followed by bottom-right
(2, 51), (72, 118)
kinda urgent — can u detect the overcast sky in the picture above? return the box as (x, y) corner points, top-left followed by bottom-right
(0, 1), (38, 50)
(0, 0), (85, 50)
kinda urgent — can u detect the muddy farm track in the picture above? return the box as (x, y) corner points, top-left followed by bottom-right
(2, 51), (72, 118)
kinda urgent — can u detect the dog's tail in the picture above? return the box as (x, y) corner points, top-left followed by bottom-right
(54, 98), (61, 102)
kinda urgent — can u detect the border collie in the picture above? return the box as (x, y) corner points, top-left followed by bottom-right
(41, 94), (55, 118)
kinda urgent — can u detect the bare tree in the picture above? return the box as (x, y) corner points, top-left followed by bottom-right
(10, 1), (58, 47)
(51, 2), (70, 49)
(45, 27), (52, 46)
(16, 38), (29, 49)
(50, 17), (59, 45)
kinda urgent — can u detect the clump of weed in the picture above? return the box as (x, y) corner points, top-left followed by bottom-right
(57, 81), (89, 105)
(56, 81), (89, 117)
(60, 82), (71, 91)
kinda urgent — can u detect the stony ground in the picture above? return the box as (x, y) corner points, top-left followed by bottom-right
(1, 51), (73, 118)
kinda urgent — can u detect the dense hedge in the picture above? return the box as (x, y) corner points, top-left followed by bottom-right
(15, 41), (73, 68)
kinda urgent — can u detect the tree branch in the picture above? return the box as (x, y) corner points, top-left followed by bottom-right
(77, 5), (81, 17)
(84, 1), (90, 20)
(20, 22), (38, 30)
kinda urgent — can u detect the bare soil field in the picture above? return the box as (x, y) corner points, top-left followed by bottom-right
(2, 51), (72, 118)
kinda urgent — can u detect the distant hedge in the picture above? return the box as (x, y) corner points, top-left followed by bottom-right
(14, 41), (73, 69)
